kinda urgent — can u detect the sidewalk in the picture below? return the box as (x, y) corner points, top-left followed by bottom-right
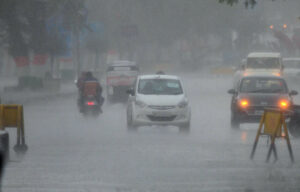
(0, 77), (77, 104)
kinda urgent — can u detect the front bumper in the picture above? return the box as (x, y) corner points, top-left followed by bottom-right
(132, 105), (191, 126)
(234, 106), (292, 123)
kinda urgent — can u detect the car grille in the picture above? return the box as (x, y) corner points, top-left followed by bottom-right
(147, 115), (177, 121)
(246, 106), (276, 115)
(148, 105), (176, 110)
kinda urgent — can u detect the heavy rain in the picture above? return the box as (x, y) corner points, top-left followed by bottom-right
(0, 0), (300, 191)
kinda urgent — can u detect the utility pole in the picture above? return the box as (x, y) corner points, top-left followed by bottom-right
(75, 26), (81, 77)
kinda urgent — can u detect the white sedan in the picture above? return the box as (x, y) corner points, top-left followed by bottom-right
(126, 74), (191, 132)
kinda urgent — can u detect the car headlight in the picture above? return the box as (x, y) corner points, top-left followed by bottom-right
(178, 100), (188, 108)
(238, 99), (249, 108)
(135, 100), (147, 108)
(278, 99), (290, 109)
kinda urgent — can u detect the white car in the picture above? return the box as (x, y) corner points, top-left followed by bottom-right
(245, 52), (283, 74)
(233, 52), (283, 89)
(126, 74), (191, 132)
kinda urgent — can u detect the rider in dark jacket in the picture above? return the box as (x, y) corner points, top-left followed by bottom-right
(79, 71), (104, 109)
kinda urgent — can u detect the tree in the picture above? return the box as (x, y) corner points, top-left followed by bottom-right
(0, 0), (87, 67)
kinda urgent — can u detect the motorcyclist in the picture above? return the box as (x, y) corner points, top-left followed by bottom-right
(79, 71), (104, 111)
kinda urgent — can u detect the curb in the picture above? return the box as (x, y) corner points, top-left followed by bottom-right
(1, 88), (77, 105)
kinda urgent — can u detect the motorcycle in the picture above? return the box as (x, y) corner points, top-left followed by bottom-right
(288, 105), (300, 137)
(79, 95), (102, 116)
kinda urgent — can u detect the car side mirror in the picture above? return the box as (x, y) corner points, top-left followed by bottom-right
(126, 89), (135, 96)
(290, 90), (298, 96)
(228, 89), (236, 94)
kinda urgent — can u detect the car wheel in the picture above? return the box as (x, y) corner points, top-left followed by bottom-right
(179, 122), (190, 133)
(231, 113), (240, 129)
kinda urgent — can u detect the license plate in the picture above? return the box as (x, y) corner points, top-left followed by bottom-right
(152, 111), (171, 116)
(254, 110), (264, 115)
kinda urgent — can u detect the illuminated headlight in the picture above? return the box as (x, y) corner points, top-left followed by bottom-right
(238, 99), (249, 108)
(135, 100), (147, 108)
(278, 99), (290, 109)
(178, 100), (188, 108)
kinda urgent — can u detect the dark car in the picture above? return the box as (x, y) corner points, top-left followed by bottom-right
(228, 74), (298, 129)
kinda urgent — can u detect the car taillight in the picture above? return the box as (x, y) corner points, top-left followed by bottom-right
(272, 72), (281, 77)
(239, 99), (249, 108)
(279, 100), (290, 109)
(87, 101), (95, 106)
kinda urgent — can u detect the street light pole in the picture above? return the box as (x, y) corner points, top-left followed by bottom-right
(75, 28), (81, 77)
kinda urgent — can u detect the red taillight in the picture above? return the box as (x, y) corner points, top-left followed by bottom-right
(239, 99), (249, 108)
(87, 101), (95, 106)
(279, 100), (290, 109)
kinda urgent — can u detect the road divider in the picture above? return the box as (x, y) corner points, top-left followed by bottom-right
(0, 105), (28, 158)
(250, 108), (294, 163)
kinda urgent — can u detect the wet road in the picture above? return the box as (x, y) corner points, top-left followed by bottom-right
(2, 74), (300, 192)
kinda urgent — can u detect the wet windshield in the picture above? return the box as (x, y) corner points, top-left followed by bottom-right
(138, 79), (183, 95)
(240, 78), (287, 93)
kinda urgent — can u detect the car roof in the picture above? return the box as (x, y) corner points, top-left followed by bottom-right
(138, 74), (180, 80)
(247, 52), (281, 58)
(283, 58), (300, 62)
(109, 60), (136, 67)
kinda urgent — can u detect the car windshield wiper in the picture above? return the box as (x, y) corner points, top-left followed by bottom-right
(270, 88), (283, 93)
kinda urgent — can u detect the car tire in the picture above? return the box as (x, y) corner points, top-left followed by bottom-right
(179, 122), (190, 133)
(231, 113), (240, 129)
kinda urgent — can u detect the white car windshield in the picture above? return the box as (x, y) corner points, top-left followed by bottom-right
(138, 79), (183, 95)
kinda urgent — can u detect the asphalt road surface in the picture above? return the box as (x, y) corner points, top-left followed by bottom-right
(2, 74), (300, 192)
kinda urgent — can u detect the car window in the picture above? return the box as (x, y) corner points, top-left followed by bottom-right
(240, 78), (287, 93)
(138, 79), (183, 95)
(247, 58), (281, 69)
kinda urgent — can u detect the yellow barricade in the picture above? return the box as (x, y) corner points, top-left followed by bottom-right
(250, 108), (294, 163)
(0, 105), (28, 153)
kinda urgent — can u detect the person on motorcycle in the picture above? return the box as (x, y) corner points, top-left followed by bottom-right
(79, 71), (104, 112)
